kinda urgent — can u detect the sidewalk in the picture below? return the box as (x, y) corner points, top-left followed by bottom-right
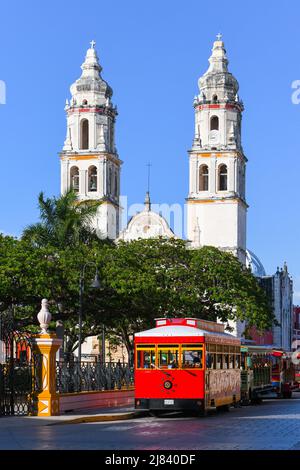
(0, 405), (146, 428)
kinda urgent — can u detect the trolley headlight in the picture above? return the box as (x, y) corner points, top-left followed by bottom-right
(164, 380), (173, 390)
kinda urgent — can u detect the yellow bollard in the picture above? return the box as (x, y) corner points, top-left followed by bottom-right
(33, 299), (62, 416)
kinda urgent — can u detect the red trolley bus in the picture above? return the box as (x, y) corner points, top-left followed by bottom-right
(134, 317), (241, 415)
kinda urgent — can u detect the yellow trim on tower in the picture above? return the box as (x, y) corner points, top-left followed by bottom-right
(64, 155), (98, 161)
(60, 154), (122, 166)
(193, 151), (246, 161)
(187, 198), (240, 204)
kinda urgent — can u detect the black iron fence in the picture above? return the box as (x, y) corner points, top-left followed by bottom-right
(0, 355), (41, 416)
(56, 361), (134, 393)
(0, 310), (41, 417)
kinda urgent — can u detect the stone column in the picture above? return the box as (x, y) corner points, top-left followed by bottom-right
(33, 299), (62, 417)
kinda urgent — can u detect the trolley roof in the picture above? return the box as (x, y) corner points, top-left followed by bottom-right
(135, 325), (237, 339)
(135, 318), (240, 344)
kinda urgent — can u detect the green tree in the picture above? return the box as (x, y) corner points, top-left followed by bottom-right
(188, 246), (273, 331)
(0, 232), (274, 362)
(0, 233), (111, 351)
(22, 190), (102, 248)
(97, 239), (274, 360)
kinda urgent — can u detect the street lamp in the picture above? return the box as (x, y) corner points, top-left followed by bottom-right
(78, 262), (100, 364)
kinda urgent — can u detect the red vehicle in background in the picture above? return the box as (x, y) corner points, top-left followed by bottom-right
(134, 318), (241, 415)
(271, 350), (299, 398)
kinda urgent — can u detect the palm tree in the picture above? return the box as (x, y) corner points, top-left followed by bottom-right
(22, 190), (102, 248)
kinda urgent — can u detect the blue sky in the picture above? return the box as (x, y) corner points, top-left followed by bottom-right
(0, 1), (300, 302)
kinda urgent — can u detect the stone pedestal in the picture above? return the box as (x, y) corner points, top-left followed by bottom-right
(33, 334), (62, 416)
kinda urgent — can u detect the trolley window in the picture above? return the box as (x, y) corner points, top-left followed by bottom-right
(223, 354), (229, 369)
(235, 354), (241, 369)
(206, 352), (215, 369)
(158, 345), (179, 369)
(136, 345), (156, 369)
(216, 354), (222, 369)
(181, 346), (203, 369)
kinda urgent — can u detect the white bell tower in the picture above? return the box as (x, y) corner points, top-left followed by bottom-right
(60, 41), (122, 239)
(187, 35), (247, 264)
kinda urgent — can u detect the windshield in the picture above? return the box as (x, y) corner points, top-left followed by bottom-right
(136, 343), (204, 370)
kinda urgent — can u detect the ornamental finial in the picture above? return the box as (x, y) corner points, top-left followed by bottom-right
(37, 299), (52, 334)
(216, 33), (222, 41)
(90, 40), (96, 49)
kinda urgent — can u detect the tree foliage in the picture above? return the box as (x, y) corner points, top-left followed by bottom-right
(0, 191), (274, 360)
(22, 190), (101, 248)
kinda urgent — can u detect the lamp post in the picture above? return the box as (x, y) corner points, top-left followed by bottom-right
(101, 325), (106, 364)
(78, 262), (100, 364)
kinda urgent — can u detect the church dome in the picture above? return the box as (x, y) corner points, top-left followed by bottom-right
(116, 192), (175, 242)
(246, 249), (266, 277)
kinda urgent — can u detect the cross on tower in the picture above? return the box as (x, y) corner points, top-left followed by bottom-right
(216, 33), (222, 41)
(146, 162), (152, 193)
(90, 40), (96, 49)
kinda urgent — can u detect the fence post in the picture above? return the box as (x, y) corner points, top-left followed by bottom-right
(32, 299), (62, 416)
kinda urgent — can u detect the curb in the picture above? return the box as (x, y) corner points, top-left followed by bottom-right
(47, 411), (147, 426)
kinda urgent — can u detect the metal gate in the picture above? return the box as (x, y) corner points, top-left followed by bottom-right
(0, 311), (40, 416)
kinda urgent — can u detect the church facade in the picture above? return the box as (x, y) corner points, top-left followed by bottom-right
(60, 36), (247, 258)
(60, 38), (293, 349)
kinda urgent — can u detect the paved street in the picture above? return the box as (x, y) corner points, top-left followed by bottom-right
(0, 394), (300, 450)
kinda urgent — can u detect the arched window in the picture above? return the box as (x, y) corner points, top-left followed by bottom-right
(70, 166), (79, 192)
(210, 116), (219, 131)
(88, 166), (97, 192)
(82, 99), (88, 105)
(212, 95), (218, 103)
(108, 168), (112, 194)
(199, 165), (209, 191)
(218, 164), (228, 191)
(80, 119), (89, 150)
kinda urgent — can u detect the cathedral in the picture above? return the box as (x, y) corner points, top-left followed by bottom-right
(60, 37), (293, 350)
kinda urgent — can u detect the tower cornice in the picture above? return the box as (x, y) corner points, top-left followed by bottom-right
(66, 105), (117, 118)
(59, 152), (123, 166)
(186, 196), (249, 209)
(195, 102), (244, 112)
(187, 149), (248, 163)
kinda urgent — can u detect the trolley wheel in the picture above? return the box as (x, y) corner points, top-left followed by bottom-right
(233, 400), (242, 408)
(193, 408), (208, 417)
(243, 389), (252, 405)
(250, 396), (262, 405)
(216, 404), (230, 412)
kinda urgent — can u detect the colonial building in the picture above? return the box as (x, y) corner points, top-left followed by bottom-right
(293, 306), (300, 347)
(59, 38), (293, 350)
(254, 264), (294, 351)
(60, 41), (121, 239)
